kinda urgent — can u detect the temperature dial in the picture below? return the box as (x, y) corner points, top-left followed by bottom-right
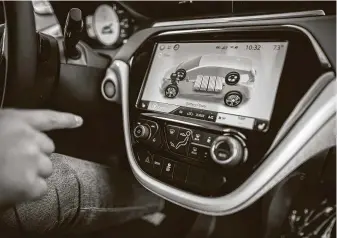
(133, 124), (151, 140)
(210, 135), (245, 167)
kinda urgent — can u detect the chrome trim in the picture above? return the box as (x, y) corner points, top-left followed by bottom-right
(268, 71), (335, 152)
(129, 56), (134, 67)
(223, 128), (247, 140)
(224, 132), (249, 164)
(157, 25), (331, 69)
(0, 26), (6, 108)
(115, 57), (336, 215)
(153, 10), (325, 27)
(210, 136), (243, 167)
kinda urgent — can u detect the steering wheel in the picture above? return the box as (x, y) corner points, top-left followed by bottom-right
(2, 2), (37, 108)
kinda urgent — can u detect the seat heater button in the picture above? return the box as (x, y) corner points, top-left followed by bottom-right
(191, 131), (204, 143)
(162, 159), (175, 179)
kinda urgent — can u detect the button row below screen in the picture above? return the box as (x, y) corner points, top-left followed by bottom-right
(136, 150), (224, 194)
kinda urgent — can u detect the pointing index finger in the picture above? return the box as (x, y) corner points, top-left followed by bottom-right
(5, 109), (83, 131)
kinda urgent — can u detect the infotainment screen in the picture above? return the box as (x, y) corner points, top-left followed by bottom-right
(137, 42), (288, 132)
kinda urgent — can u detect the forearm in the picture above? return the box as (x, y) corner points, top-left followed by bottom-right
(0, 154), (164, 235)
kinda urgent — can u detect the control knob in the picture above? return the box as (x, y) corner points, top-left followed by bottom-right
(133, 124), (151, 140)
(210, 135), (245, 167)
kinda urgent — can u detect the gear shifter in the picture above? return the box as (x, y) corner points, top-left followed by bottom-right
(64, 8), (83, 59)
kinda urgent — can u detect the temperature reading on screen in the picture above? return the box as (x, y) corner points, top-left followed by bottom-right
(273, 44), (284, 50)
(216, 45), (228, 50)
(245, 44), (261, 50)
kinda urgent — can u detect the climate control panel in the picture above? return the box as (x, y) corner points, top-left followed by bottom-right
(132, 117), (249, 196)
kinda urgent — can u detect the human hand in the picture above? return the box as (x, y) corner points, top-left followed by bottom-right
(0, 109), (83, 207)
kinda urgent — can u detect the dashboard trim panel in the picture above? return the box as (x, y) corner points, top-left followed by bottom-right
(152, 10), (325, 27)
(157, 25), (331, 68)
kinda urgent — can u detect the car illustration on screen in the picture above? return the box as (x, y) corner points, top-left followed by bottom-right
(160, 54), (256, 107)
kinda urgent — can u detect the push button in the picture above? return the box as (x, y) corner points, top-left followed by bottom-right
(191, 130), (203, 143)
(136, 150), (153, 172)
(205, 111), (217, 122)
(162, 159), (175, 179)
(147, 131), (162, 149)
(188, 144), (201, 159)
(193, 109), (207, 120)
(173, 108), (186, 117)
(166, 125), (179, 140)
(201, 134), (216, 147)
(188, 145), (211, 161)
(103, 80), (116, 98)
(185, 109), (195, 118)
(152, 155), (164, 176)
(167, 127), (192, 155)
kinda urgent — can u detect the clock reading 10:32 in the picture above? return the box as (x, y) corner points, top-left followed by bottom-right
(245, 44), (261, 50)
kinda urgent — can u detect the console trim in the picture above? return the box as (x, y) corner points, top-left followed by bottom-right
(268, 71), (335, 152)
(115, 56), (335, 215)
(152, 10), (325, 27)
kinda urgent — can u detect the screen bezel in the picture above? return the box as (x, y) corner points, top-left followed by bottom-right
(135, 39), (288, 131)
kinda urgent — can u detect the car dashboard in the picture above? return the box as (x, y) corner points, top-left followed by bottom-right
(32, 1), (336, 216)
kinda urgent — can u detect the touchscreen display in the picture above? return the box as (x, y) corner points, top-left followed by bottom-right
(137, 42), (288, 131)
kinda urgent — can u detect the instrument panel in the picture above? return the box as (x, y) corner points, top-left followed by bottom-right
(85, 2), (135, 48)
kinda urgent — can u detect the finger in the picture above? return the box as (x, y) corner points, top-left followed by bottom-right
(36, 153), (53, 179)
(27, 177), (48, 201)
(34, 132), (55, 154)
(5, 109), (83, 131)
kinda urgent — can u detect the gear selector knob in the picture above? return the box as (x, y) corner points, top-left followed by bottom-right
(64, 8), (83, 59)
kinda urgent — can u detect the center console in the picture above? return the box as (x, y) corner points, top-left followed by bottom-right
(125, 26), (330, 208)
